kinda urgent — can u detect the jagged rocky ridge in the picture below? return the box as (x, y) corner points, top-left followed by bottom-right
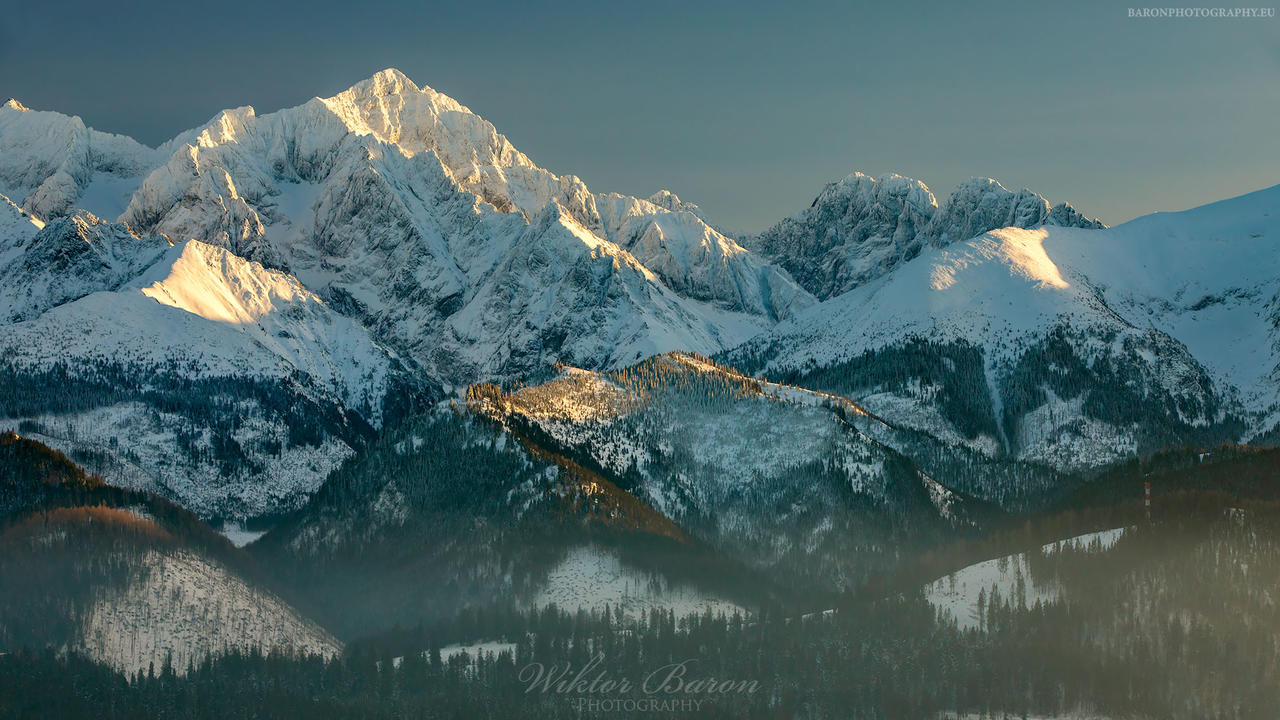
(747, 172), (1104, 300)
(0, 69), (821, 520)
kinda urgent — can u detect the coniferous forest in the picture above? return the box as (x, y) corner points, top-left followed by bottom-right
(4, 426), (1280, 718)
(4, 502), (1280, 719)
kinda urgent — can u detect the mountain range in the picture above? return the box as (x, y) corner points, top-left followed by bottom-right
(1, 68), (1277, 657)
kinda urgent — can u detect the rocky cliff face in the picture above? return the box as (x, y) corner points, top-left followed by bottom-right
(7, 66), (1266, 530)
(929, 177), (1104, 247)
(0, 69), (821, 516)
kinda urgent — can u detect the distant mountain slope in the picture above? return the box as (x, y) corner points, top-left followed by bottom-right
(0, 433), (339, 674)
(730, 185), (1280, 478)
(747, 172), (1103, 299)
(3, 67), (1273, 536)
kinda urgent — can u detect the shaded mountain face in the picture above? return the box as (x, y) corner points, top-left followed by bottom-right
(0, 208), (171, 322)
(747, 172), (1104, 300)
(0, 430), (106, 518)
(0, 433), (339, 674)
(729, 185), (1280, 490)
(252, 354), (1009, 638)
(250, 406), (570, 637)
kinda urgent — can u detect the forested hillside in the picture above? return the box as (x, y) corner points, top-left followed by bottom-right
(4, 489), (1279, 718)
(0, 433), (338, 674)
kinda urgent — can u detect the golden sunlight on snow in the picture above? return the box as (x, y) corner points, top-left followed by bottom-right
(930, 228), (1068, 291)
(140, 240), (311, 324)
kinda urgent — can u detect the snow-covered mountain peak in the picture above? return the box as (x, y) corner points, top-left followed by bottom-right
(189, 106), (258, 148)
(0, 211), (169, 322)
(947, 176), (1012, 197)
(821, 171), (940, 211)
(0, 102), (160, 220)
(928, 177), (1104, 248)
(3, 98), (28, 112)
(750, 170), (1102, 299)
(342, 67), (425, 101)
(747, 170), (938, 299)
(8, 208), (158, 260)
(646, 189), (707, 219)
(316, 68), (529, 170)
(1, 70), (815, 388)
(647, 189), (685, 207)
(733, 185), (1280, 474)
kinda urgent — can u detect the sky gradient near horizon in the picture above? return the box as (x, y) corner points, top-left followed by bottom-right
(3, 0), (1277, 232)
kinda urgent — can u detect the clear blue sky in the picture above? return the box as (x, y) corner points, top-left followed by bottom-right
(3, 0), (1277, 231)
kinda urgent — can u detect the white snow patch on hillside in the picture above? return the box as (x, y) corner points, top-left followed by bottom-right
(439, 641), (518, 662)
(220, 523), (268, 548)
(77, 173), (144, 221)
(926, 528), (1129, 631)
(80, 550), (340, 676)
(1014, 388), (1138, 471)
(534, 545), (743, 620)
